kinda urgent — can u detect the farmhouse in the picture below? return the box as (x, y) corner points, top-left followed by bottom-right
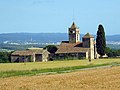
(11, 48), (49, 62)
(56, 22), (98, 60)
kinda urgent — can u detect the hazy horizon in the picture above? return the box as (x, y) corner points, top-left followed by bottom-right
(0, 32), (120, 36)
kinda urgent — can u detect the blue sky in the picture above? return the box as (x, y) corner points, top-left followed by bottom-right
(0, 0), (120, 35)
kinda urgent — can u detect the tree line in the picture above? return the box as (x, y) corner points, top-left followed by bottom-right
(106, 47), (120, 57)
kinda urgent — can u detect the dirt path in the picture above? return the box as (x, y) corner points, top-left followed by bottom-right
(0, 66), (120, 90)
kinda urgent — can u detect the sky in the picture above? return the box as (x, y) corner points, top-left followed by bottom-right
(0, 0), (120, 35)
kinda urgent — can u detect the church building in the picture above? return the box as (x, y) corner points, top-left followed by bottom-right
(56, 22), (97, 60)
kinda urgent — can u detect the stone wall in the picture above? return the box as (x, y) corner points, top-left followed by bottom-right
(42, 50), (49, 62)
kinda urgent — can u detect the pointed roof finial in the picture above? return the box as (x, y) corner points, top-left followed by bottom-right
(71, 22), (77, 29)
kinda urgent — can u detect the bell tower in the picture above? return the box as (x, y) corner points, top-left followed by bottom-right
(69, 22), (80, 43)
(82, 33), (95, 59)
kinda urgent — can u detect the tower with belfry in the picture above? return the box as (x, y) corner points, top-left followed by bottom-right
(56, 22), (97, 60)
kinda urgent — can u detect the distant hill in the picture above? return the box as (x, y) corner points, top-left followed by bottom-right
(106, 35), (120, 42)
(0, 33), (120, 43)
(0, 33), (68, 43)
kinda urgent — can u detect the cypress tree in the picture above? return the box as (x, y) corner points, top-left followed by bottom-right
(96, 24), (106, 57)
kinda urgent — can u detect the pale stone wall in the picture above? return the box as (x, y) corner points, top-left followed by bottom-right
(42, 50), (49, 62)
(94, 45), (100, 59)
(32, 54), (36, 62)
(85, 52), (88, 59)
(75, 29), (80, 43)
(90, 38), (94, 59)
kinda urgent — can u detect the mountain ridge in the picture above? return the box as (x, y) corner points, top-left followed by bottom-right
(0, 33), (120, 43)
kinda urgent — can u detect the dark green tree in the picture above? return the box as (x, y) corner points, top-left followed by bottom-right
(105, 47), (111, 55)
(44, 45), (58, 61)
(44, 45), (58, 53)
(0, 52), (11, 63)
(96, 24), (106, 57)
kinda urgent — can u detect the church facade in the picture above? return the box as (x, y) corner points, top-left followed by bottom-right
(56, 22), (97, 60)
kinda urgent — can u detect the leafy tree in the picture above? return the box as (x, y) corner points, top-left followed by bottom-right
(96, 24), (106, 57)
(44, 45), (58, 61)
(105, 47), (111, 55)
(44, 45), (58, 53)
(0, 52), (11, 63)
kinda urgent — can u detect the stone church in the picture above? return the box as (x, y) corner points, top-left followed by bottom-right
(11, 22), (98, 62)
(56, 22), (97, 60)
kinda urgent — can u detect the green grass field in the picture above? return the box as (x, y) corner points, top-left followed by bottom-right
(0, 58), (120, 77)
(0, 58), (120, 72)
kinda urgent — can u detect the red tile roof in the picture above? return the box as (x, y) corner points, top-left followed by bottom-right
(11, 48), (49, 56)
(56, 42), (89, 54)
(11, 50), (35, 56)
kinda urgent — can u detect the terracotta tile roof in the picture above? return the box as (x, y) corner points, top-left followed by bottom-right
(11, 48), (49, 56)
(11, 50), (35, 56)
(56, 42), (89, 54)
(82, 33), (94, 38)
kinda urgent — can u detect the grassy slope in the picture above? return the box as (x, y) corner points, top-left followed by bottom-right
(0, 58), (120, 77)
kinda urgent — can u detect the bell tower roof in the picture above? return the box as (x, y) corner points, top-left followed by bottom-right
(82, 33), (94, 38)
(71, 22), (77, 29)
